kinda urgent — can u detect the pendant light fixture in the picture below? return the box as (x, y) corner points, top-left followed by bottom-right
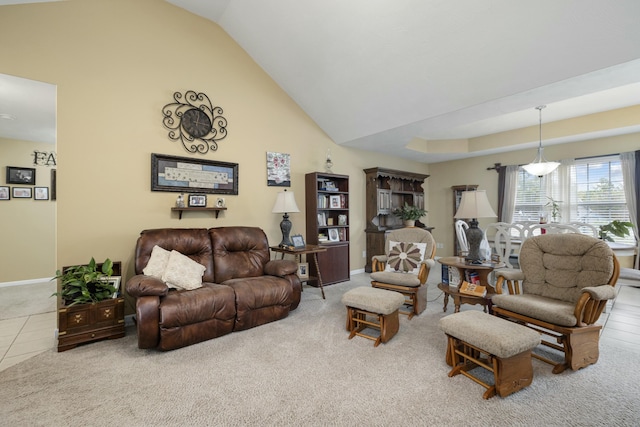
(522, 105), (560, 177)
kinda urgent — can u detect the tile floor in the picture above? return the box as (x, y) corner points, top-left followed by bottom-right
(1, 274), (639, 372)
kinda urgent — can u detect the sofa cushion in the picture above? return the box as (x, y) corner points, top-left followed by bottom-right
(142, 245), (170, 278)
(162, 250), (206, 290)
(209, 226), (270, 283)
(225, 276), (293, 331)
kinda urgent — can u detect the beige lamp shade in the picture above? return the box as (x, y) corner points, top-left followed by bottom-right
(272, 190), (300, 214)
(454, 190), (496, 219)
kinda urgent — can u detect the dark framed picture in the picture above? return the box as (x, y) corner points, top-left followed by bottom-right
(266, 151), (291, 187)
(34, 187), (49, 200)
(0, 186), (9, 200)
(151, 153), (238, 195)
(13, 187), (32, 198)
(188, 194), (207, 207)
(297, 262), (309, 280)
(291, 234), (306, 249)
(7, 166), (36, 185)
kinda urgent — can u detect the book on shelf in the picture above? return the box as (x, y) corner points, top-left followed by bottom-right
(459, 281), (487, 297)
(441, 264), (449, 285)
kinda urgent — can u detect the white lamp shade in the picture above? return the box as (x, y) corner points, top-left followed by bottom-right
(454, 190), (496, 219)
(522, 160), (560, 177)
(272, 190), (300, 214)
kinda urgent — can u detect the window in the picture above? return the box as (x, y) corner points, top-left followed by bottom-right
(512, 155), (635, 244)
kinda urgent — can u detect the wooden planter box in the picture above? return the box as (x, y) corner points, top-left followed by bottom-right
(57, 297), (125, 352)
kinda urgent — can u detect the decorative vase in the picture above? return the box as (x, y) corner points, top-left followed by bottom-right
(403, 220), (416, 227)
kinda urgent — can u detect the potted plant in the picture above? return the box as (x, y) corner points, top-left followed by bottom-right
(52, 258), (125, 352)
(545, 197), (561, 222)
(598, 220), (633, 242)
(52, 257), (117, 306)
(393, 202), (427, 227)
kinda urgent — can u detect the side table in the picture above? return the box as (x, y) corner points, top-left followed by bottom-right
(270, 245), (328, 299)
(437, 256), (504, 313)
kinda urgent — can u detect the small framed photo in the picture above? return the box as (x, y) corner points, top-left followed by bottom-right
(338, 214), (347, 225)
(34, 187), (49, 200)
(338, 228), (346, 241)
(13, 187), (32, 198)
(317, 212), (326, 226)
(105, 276), (122, 298)
(216, 197), (225, 208)
(291, 234), (306, 249)
(188, 194), (207, 207)
(328, 228), (339, 242)
(297, 262), (309, 280)
(0, 186), (9, 200)
(6, 166), (36, 185)
(329, 195), (341, 208)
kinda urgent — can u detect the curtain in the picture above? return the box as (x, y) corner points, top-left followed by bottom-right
(620, 151), (639, 269)
(499, 165), (518, 223)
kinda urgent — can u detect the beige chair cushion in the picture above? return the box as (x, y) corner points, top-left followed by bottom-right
(370, 270), (422, 287)
(519, 233), (614, 303)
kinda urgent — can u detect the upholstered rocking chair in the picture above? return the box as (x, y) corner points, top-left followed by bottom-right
(370, 227), (436, 319)
(492, 233), (620, 374)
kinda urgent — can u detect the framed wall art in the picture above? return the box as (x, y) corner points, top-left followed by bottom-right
(0, 186), (9, 200)
(13, 187), (32, 198)
(35, 187), (49, 200)
(6, 166), (36, 185)
(151, 153), (238, 195)
(266, 152), (291, 187)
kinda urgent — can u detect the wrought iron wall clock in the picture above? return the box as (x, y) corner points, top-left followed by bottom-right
(162, 90), (228, 155)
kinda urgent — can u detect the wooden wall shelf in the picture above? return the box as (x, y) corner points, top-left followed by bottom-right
(171, 207), (227, 219)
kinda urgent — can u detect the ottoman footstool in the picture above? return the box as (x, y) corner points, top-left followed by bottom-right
(439, 311), (541, 399)
(341, 287), (405, 347)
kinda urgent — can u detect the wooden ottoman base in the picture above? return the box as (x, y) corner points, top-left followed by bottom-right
(346, 306), (399, 347)
(439, 311), (541, 399)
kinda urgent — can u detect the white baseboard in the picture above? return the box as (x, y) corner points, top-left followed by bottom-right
(0, 277), (54, 288)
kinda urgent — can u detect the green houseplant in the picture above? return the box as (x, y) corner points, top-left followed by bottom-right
(545, 197), (561, 222)
(52, 257), (116, 306)
(393, 202), (427, 226)
(598, 220), (633, 242)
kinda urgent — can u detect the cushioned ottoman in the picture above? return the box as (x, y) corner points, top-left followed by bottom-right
(439, 310), (541, 399)
(341, 287), (405, 347)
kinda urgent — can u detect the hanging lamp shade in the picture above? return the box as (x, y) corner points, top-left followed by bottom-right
(523, 105), (560, 177)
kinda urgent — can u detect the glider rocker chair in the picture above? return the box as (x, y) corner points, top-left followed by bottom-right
(370, 227), (436, 319)
(492, 233), (619, 374)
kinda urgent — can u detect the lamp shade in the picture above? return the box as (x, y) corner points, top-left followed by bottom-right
(522, 158), (560, 177)
(272, 190), (300, 214)
(454, 190), (496, 219)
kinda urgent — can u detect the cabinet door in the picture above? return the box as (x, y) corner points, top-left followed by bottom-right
(310, 243), (350, 286)
(377, 189), (392, 214)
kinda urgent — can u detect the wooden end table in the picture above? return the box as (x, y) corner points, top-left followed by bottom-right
(270, 245), (328, 299)
(437, 256), (504, 313)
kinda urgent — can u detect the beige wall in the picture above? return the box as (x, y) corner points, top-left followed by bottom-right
(0, 138), (56, 281)
(0, 0), (428, 296)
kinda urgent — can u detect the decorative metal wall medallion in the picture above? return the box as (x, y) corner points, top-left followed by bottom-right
(162, 90), (228, 154)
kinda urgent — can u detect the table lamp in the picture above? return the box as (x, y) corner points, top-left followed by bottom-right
(272, 189), (300, 247)
(454, 190), (496, 264)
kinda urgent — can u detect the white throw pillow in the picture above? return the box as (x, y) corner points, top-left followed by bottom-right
(161, 250), (205, 290)
(142, 245), (171, 279)
(385, 240), (427, 274)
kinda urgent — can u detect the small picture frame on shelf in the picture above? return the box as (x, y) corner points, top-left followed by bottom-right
(323, 181), (337, 191)
(34, 187), (49, 200)
(297, 262), (309, 280)
(0, 186), (9, 200)
(13, 187), (32, 198)
(328, 228), (339, 242)
(338, 228), (346, 241)
(338, 214), (347, 225)
(188, 194), (207, 207)
(291, 234), (306, 249)
(329, 195), (341, 208)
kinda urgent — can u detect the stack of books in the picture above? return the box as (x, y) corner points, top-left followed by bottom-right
(459, 281), (487, 297)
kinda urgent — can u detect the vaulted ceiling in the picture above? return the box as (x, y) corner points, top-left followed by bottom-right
(3, 0), (640, 163)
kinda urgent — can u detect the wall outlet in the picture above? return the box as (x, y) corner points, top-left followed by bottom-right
(436, 242), (444, 249)
(362, 250), (366, 258)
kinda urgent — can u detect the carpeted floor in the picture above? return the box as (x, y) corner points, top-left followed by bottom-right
(1, 277), (638, 426)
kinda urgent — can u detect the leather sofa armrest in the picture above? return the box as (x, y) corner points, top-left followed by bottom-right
(125, 274), (169, 298)
(135, 295), (160, 349)
(264, 259), (298, 277)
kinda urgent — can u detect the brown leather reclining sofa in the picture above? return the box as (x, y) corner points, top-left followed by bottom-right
(125, 226), (301, 350)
